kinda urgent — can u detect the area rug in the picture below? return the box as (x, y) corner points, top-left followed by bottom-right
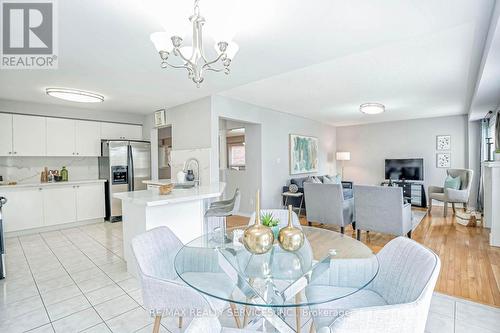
(412, 210), (427, 230)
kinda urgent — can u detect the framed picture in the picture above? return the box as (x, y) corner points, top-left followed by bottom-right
(289, 134), (319, 175)
(436, 153), (450, 168)
(436, 135), (451, 150)
(154, 109), (166, 127)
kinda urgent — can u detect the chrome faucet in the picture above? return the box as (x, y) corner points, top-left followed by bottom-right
(183, 158), (200, 186)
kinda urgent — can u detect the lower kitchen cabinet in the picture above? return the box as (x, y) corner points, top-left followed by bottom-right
(75, 183), (105, 221)
(0, 181), (105, 233)
(2, 187), (44, 232)
(43, 186), (77, 226)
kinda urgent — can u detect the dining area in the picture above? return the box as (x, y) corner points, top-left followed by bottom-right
(130, 190), (441, 333)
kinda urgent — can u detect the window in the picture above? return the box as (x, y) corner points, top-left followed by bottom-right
(226, 128), (245, 170)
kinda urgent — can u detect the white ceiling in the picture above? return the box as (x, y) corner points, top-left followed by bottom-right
(0, 0), (497, 125)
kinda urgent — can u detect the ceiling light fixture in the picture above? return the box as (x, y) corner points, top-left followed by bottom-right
(150, 0), (238, 87)
(360, 103), (385, 115)
(46, 88), (104, 103)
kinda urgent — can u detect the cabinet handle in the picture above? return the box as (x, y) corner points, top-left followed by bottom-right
(38, 188), (42, 191)
(76, 152), (79, 155)
(8, 152), (11, 154)
(13, 152), (17, 154)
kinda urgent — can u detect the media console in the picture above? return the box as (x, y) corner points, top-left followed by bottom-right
(381, 181), (427, 208)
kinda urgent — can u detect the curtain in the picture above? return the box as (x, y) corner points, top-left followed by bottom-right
(477, 119), (488, 212)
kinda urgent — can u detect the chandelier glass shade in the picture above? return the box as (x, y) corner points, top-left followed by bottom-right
(150, 0), (238, 87)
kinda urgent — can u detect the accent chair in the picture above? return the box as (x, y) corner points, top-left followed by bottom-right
(303, 183), (355, 234)
(428, 168), (473, 217)
(353, 185), (412, 239)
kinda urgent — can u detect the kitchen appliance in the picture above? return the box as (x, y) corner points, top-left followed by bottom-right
(0, 196), (7, 279)
(99, 140), (151, 222)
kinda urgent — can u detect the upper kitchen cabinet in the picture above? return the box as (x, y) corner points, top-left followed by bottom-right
(46, 117), (76, 156)
(12, 114), (46, 156)
(0, 113), (13, 156)
(75, 120), (101, 156)
(101, 122), (143, 140)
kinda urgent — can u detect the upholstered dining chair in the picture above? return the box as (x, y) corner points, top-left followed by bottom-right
(354, 185), (412, 239)
(131, 226), (237, 333)
(307, 237), (441, 333)
(303, 183), (355, 234)
(428, 168), (473, 217)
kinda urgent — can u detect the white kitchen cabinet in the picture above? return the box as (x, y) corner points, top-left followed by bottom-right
(43, 186), (77, 226)
(1, 187), (44, 232)
(46, 117), (76, 156)
(0, 113), (13, 156)
(75, 183), (105, 220)
(12, 114), (46, 156)
(76, 120), (101, 156)
(101, 122), (143, 140)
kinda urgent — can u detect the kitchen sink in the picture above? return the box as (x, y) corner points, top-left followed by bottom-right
(173, 183), (195, 189)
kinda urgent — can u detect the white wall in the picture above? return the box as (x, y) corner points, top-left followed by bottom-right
(212, 96), (337, 210)
(336, 115), (468, 204)
(0, 99), (144, 124)
(467, 120), (481, 208)
(220, 119), (262, 215)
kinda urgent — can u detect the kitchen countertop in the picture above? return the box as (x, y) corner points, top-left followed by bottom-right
(114, 182), (225, 207)
(0, 179), (106, 189)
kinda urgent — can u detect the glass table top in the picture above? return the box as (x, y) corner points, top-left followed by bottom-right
(174, 226), (379, 308)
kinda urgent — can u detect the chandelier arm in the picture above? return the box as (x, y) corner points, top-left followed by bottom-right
(204, 66), (228, 73)
(202, 53), (225, 69)
(162, 59), (194, 74)
(173, 48), (196, 68)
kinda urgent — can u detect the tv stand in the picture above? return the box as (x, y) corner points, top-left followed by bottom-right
(381, 180), (427, 208)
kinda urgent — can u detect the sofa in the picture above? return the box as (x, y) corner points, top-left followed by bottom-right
(282, 175), (353, 212)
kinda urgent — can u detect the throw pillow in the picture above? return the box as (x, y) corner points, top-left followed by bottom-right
(288, 184), (299, 193)
(305, 176), (321, 184)
(444, 175), (461, 190)
(324, 174), (342, 184)
(322, 175), (335, 184)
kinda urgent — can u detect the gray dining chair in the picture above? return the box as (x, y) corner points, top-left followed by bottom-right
(428, 168), (473, 217)
(303, 183), (355, 234)
(307, 237), (441, 333)
(354, 185), (412, 239)
(131, 226), (237, 333)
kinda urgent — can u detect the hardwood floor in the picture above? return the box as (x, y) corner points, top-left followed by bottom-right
(227, 206), (500, 307)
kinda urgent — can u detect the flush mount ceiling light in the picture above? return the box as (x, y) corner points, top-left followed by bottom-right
(45, 88), (104, 103)
(150, 0), (239, 87)
(360, 103), (385, 115)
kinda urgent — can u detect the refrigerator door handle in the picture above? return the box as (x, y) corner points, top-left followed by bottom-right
(127, 144), (135, 191)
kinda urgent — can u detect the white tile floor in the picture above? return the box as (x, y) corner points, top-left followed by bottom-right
(1, 222), (499, 333)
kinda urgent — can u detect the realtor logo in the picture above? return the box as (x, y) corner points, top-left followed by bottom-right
(1, 0), (58, 69)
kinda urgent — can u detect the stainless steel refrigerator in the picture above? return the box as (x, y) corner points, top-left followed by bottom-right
(99, 140), (151, 222)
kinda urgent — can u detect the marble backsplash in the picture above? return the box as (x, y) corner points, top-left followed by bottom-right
(170, 148), (212, 185)
(0, 157), (99, 184)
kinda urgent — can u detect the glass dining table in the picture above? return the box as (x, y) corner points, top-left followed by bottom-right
(174, 226), (379, 332)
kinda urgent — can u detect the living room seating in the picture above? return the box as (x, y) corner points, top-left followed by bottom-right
(131, 226), (236, 333)
(282, 175), (353, 213)
(428, 168), (473, 217)
(354, 185), (412, 239)
(304, 183), (355, 234)
(307, 237), (441, 333)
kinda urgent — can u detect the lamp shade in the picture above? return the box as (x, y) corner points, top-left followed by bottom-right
(336, 152), (351, 161)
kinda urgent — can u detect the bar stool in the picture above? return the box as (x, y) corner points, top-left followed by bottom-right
(205, 189), (240, 241)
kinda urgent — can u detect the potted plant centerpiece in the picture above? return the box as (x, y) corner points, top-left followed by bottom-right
(261, 212), (280, 239)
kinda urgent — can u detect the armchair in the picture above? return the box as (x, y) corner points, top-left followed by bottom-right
(303, 183), (355, 234)
(428, 169), (473, 217)
(353, 185), (412, 239)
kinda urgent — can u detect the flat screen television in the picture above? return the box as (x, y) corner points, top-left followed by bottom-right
(385, 158), (424, 181)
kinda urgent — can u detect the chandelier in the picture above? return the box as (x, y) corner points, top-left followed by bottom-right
(150, 0), (239, 87)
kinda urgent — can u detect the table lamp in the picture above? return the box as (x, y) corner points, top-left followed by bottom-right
(336, 152), (351, 180)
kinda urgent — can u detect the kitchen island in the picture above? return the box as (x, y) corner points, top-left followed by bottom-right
(113, 182), (225, 275)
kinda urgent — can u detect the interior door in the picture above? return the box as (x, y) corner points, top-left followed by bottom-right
(130, 141), (151, 191)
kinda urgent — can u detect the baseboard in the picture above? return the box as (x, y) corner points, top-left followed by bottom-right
(5, 218), (105, 238)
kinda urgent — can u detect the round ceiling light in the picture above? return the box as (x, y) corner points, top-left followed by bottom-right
(360, 103), (385, 114)
(46, 88), (104, 103)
